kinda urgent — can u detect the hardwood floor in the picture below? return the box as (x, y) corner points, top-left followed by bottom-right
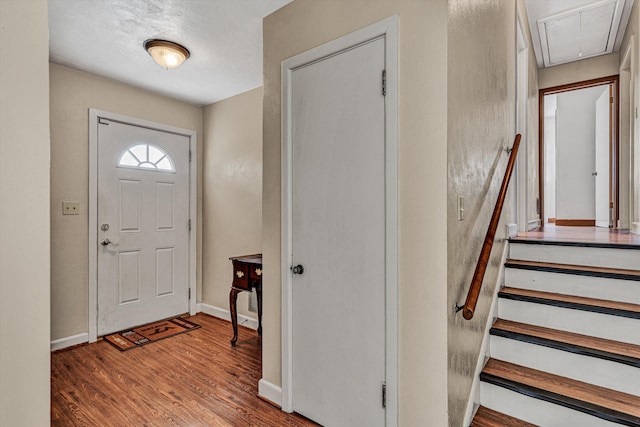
(513, 224), (640, 246)
(51, 314), (318, 426)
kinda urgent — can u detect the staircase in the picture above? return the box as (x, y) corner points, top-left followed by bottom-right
(470, 237), (640, 426)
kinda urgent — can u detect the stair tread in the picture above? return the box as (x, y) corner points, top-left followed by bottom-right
(500, 287), (640, 316)
(509, 236), (640, 250)
(506, 258), (640, 278)
(470, 405), (538, 427)
(481, 359), (640, 420)
(492, 319), (640, 362)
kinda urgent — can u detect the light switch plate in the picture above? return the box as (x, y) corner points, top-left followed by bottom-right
(62, 201), (80, 215)
(457, 196), (464, 221)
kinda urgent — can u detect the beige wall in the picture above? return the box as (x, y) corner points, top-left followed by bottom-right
(202, 87), (263, 318)
(447, 1), (538, 425)
(49, 64), (203, 340)
(539, 52), (620, 89)
(264, 1), (448, 424)
(0, 0), (51, 425)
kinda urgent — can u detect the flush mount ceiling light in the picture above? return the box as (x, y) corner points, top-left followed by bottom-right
(143, 39), (190, 69)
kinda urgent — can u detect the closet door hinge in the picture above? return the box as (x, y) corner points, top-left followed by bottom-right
(188, 219), (191, 231)
(382, 382), (387, 408)
(189, 150), (192, 162)
(382, 70), (387, 97)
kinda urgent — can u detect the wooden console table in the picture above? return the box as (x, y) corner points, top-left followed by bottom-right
(229, 254), (262, 347)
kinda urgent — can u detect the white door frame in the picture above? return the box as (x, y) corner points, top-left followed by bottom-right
(280, 16), (398, 425)
(88, 109), (197, 342)
(516, 14), (532, 232)
(621, 38), (640, 234)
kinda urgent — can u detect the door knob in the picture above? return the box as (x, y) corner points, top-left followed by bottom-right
(291, 264), (304, 275)
(592, 171), (598, 176)
(100, 238), (111, 246)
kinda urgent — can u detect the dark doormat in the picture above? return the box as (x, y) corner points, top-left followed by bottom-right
(104, 317), (200, 351)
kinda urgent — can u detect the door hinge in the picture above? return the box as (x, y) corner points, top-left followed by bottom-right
(382, 70), (387, 97)
(610, 96), (614, 104)
(98, 118), (110, 125)
(188, 219), (191, 231)
(189, 150), (192, 162)
(382, 382), (387, 408)
(188, 288), (191, 300)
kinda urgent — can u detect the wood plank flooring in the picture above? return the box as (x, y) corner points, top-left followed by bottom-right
(51, 314), (318, 426)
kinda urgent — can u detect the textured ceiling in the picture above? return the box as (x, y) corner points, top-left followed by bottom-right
(48, 0), (292, 106)
(525, 0), (633, 68)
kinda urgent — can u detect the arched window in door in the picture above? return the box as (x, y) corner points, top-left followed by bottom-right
(118, 143), (175, 172)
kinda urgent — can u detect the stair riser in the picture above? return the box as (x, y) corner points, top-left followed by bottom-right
(480, 382), (623, 427)
(498, 299), (640, 345)
(490, 336), (640, 395)
(505, 268), (640, 305)
(509, 243), (640, 270)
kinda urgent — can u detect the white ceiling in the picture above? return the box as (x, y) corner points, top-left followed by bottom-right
(48, 0), (292, 106)
(50, 0), (635, 104)
(525, 0), (634, 68)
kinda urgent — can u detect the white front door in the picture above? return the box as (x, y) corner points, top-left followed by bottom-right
(290, 37), (386, 426)
(97, 119), (190, 335)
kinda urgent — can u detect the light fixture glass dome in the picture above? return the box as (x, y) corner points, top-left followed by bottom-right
(144, 39), (190, 69)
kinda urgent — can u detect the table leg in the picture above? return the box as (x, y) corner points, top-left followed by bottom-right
(256, 284), (262, 336)
(229, 287), (241, 347)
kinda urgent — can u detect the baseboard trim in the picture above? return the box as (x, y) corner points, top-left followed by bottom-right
(198, 303), (258, 330)
(555, 219), (596, 226)
(506, 223), (518, 238)
(631, 222), (640, 235)
(258, 379), (282, 408)
(527, 219), (541, 230)
(51, 332), (89, 351)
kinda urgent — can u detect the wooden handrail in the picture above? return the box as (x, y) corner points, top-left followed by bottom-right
(458, 134), (521, 320)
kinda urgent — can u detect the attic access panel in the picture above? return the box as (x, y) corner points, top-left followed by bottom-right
(537, 0), (625, 67)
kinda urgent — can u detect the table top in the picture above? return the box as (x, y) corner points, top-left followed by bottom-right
(229, 253), (262, 265)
